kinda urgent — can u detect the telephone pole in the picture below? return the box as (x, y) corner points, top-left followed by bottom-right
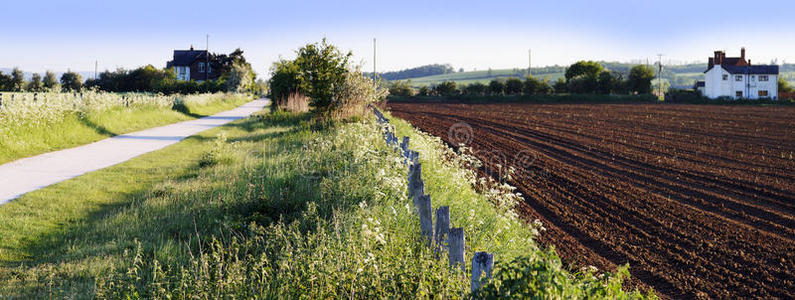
(528, 49), (532, 76)
(373, 38), (377, 87)
(657, 54), (664, 100)
(94, 60), (98, 80)
(206, 34), (210, 81)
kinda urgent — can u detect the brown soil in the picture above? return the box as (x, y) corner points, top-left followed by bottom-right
(388, 102), (795, 299)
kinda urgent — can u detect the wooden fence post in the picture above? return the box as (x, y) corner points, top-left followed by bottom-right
(434, 206), (450, 253)
(448, 227), (465, 271)
(417, 194), (433, 246)
(408, 163), (425, 206)
(470, 252), (494, 293)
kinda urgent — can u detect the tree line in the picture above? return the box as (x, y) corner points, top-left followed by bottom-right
(388, 61), (656, 97)
(0, 49), (262, 95)
(365, 64), (455, 81)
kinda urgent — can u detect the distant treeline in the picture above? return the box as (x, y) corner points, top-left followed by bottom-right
(0, 49), (263, 95)
(365, 64), (454, 81)
(389, 61), (656, 98)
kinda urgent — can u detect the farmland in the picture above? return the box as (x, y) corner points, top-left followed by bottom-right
(389, 102), (795, 299)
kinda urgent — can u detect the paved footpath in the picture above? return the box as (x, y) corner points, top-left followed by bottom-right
(0, 99), (269, 205)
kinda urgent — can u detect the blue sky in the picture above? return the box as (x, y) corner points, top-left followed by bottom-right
(3, 0), (795, 77)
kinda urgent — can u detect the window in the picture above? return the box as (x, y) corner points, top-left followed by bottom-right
(179, 67), (186, 75)
(198, 62), (205, 73)
(759, 75), (769, 81)
(722, 74), (728, 80)
(736, 91), (743, 98)
(752, 75), (756, 81)
(759, 90), (769, 97)
(735, 75), (743, 81)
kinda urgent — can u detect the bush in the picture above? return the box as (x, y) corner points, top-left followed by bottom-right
(329, 68), (387, 120)
(505, 78), (523, 95)
(464, 82), (488, 96)
(434, 81), (459, 96)
(488, 79), (505, 95)
(388, 81), (415, 97)
(294, 39), (352, 117)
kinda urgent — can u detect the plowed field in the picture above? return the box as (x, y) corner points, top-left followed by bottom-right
(388, 102), (795, 299)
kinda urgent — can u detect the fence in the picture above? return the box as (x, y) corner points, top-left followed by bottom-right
(369, 104), (495, 294)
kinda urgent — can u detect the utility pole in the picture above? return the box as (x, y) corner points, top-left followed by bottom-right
(373, 38), (377, 87)
(94, 60), (98, 80)
(206, 34), (210, 81)
(657, 54), (664, 100)
(528, 49), (532, 77)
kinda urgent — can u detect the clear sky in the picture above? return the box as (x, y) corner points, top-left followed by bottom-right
(3, 0), (795, 78)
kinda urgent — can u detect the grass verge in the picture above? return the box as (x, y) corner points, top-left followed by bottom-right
(0, 109), (654, 298)
(0, 94), (252, 165)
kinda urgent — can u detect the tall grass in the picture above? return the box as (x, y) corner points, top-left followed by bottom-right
(0, 92), (251, 164)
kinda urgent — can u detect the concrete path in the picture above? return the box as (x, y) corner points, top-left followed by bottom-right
(0, 99), (269, 205)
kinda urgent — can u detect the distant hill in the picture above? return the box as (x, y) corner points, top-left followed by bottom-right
(385, 62), (795, 90)
(365, 64), (455, 81)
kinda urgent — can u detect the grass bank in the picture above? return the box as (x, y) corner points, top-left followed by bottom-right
(0, 109), (653, 298)
(0, 93), (252, 165)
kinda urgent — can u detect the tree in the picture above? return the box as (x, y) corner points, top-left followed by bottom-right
(43, 71), (59, 91)
(0, 72), (11, 91)
(505, 77), (523, 95)
(523, 76), (542, 95)
(597, 71), (622, 94)
(417, 85), (431, 96)
(464, 82), (487, 96)
(226, 60), (255, 93)
(434, 81), (458, 96)
(488, 79), (505, 95)
(60, 71), (83, 92)
(388, 80), (414, 97)
(28, 73), (43, 92)
(565, 61), (603, 81)
(293, 38), (352, 115)
(269, 59), (307, 104)
(552, 78), (567, 93)
(627, 65), (655, 94)
(567, 76), (598, 94)
(778, 76), (793, 93)
(11, 68), (25, 91)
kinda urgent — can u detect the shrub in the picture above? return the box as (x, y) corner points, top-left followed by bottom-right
(388, 80), (415, 97)
(417, 85), (431, 96)
(505, 78), (523, 95)
(628, 65), (655, 94)
(294, 39), (352, 117)
(464, 82), (487, 96)
(329, 68), (387, 120)
(488, 79), (505, 95)
(434, 81), (459, 96)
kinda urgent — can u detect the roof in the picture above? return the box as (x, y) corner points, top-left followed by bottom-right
(722, 65), (778, 75)
(704, 65), (779, 75)
(167, 50), (208, 67)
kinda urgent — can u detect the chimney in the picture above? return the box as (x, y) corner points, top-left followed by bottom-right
(708, 57), (714, 69)
(714, 51), (723, 65)
(741, 47), (746, 60)
(190, 45), (194, 51)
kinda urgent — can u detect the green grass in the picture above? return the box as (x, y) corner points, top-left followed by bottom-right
(0, 108), (654, 298)
(403, 68), (564, 87)
(0, 94), (251, 165)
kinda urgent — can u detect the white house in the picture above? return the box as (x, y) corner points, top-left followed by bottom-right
(703, 48), (778, 100)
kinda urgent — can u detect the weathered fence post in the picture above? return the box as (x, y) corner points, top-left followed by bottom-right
(417, 194), (434, 245)
(408, 163), (425, 206)
(470, 252), (494, 293)
(448, 227), (465, 271)
(434, 206), (450, 253)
